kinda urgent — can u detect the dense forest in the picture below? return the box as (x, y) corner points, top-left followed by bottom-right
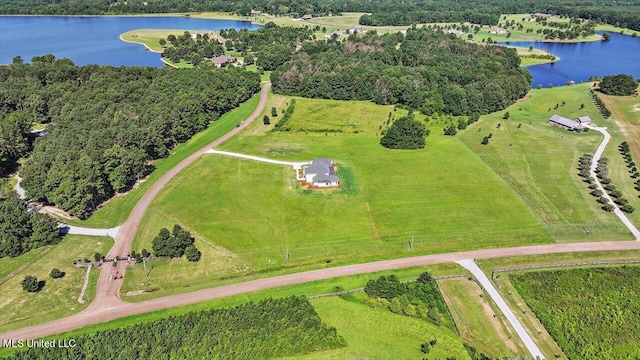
(1, 0), (640, 31)
(0, 56), (260, 218)
(162, 23), (313, 69)
(7, 296), (346, 359)
(0, 193), (60, 258)
(271, 27), (532, 116)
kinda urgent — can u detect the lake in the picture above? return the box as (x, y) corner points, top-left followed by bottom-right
(0, 16), (262, 67)
(504, 32), (640, 87)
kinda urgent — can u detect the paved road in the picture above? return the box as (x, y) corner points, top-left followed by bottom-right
(585, 124), (640, 240)
(207, 149), (310, 170)
(58, 225), (121, 238)
(457, 259), (545, 359)
(2, 240), (640, 341)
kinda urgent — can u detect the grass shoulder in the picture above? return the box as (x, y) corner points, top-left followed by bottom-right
(0, 235), (113, 333)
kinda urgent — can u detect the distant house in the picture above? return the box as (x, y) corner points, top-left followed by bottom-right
(250, 9), (262, 15)
(332, 29), (343, 37)
(323, 33), (332, 39)
(348, 25), (362, 34)
(302, 14), (313, 20)
(192, 30), (212, 38)
(304, 159), (339, 188)
(489, 27), (507, 35)
(213, 36), (226, 44)
(549, 114), (585, 132)
(447, 29), (465, 36)
(532, 13), (551, 19)
(576, 116), (592, 124)
(210, 55), (236, 68)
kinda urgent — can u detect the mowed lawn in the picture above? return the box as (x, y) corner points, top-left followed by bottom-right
(0, 235), (113, 332)
(122, 96), (554, 298)
(293, 297), (471, 360)
(459, 84), (632, 240)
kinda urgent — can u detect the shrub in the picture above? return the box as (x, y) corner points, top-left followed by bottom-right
(185, 245), (202, 262)
(21, 275), (41, 292)
(50, 268), (65, 279)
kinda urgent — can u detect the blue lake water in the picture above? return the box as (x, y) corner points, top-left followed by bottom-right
(504, 32), (640, 87)
(0, 16), (262, 67)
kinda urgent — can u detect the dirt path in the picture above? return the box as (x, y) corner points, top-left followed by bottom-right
(77, 266), (91, 304)
(88, 82), (272, 311)
(2, 240), (640, 341)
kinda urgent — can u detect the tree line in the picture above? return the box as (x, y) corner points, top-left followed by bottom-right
(0, 56), (260, 218)
(1, 0), (640, 31)
(272, 27), (532, 117)
(8, 296), (346, 360)
(0, 192), (60, 258)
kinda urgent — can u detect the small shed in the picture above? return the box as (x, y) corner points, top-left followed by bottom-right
(302, 14), (313, 20)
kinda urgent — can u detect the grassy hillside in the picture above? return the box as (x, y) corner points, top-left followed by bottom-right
(121, 96), (556, 298)
(459, 83), (633, 240)
(0, 235), (113, 333)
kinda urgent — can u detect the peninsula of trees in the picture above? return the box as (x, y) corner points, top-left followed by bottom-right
(272, 27), (532, 116)
(0, 55), (260, 218)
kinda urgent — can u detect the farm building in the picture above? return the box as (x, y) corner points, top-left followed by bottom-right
(446, 29), (465, 36)
(302, 14), (312, 20)
(576, 116), (592, 124)
(489, 27), (507, 35)
(304, 158), (339, 188)
(549, 114), (585, 132)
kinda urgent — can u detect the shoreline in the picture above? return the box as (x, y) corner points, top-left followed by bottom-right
(118, 33), (177, 68)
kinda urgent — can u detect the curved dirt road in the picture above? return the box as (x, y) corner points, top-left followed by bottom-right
(91, 82), (272, 310)
(2, 240), (640, 341)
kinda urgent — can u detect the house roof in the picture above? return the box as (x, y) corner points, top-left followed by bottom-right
(489, 27), (506, 33)
(302, 14), (312, 19)
(305, 158), (333, 176)
(211, 55), (235, 65)
(532, 12), (551, 17)
(550, 114), (584, 129)
(313, 174), (339, 183)
(577, 116), (592, 123)
(446, 29), (464, 36)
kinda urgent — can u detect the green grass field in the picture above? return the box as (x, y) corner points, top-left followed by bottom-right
(439, 278), (527, 357)
(66, 91), (261, 228)
(119, 94), (559, 299)
(510, 266), (640, 359)
(293, 297), (471, 359)
(0, 235), (113, 333)
(598, 89), (640, 226)
(458, 84), (632, 240)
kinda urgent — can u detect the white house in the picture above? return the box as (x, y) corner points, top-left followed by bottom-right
(447, 29), (465, 36)
(304, 158), (339, 187)
(489, 27), (507, 35)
